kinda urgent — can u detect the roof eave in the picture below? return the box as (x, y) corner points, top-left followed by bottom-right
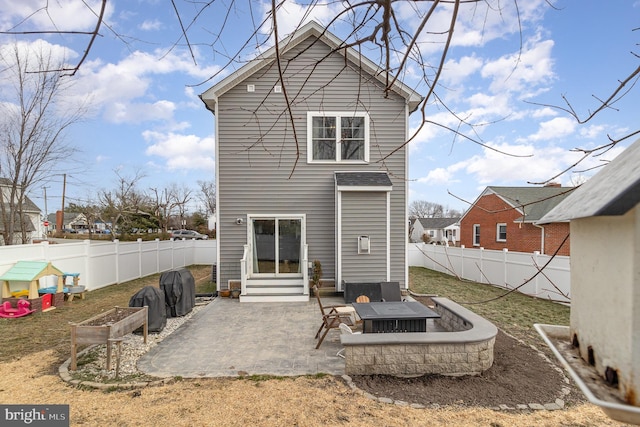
(200, 21), (422, 111)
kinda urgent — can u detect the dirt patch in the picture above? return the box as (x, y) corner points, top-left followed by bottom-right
(352, 329), (582, 408)
(0, 350), (623, 427)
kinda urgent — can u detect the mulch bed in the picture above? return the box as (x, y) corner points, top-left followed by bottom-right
(351, 329), (585, 408)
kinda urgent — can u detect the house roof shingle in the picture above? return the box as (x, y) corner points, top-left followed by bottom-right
(415, 217), (460, 229)
(334, 171), (392, 187)
(540, 138), (640, 223)
(484, 186), (575, 222)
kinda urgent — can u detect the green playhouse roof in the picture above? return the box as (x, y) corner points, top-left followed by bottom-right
(0, 261), (64, 282)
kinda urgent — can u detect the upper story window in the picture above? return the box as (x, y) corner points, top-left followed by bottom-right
(473, 224), (480, 246)
(496, 223), (507, 242)
(307, 112), (369, 163)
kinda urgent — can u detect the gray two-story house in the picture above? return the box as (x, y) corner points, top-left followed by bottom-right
(200, 21), (422, 302)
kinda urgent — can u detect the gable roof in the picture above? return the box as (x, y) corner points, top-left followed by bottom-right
(0, 178), (41, 213)
(540, 138), (640, 223)
(415, 217), (460, 229)
(0, 261), (64, 282)
(200, 21), (422, 113)
(462, 186), (576, 223)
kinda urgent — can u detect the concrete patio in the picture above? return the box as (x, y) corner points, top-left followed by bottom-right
(137, 295), (348, 378)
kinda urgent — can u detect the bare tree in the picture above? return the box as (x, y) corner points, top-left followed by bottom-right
(150, 187), (178, 233)
(0, 41), (87, 244)
(197, 180), (216, 216)
(170, 184), (193, 230)
(97, 169), (148, 239)
(409, 200), (444, 219)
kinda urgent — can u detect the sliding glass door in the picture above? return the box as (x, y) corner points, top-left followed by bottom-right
(251, 216), (303, 277)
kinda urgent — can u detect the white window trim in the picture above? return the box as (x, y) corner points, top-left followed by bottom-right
(307, 111), (370, 163)
(473, 224), (481, 246)
(496, 223), (507, 242)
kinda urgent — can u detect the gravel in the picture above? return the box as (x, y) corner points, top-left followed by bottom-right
(71, 298), (212, 382)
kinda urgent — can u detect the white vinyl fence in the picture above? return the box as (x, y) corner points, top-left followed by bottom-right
(0, 239), (216, 292)
(408, 243), (571, 303)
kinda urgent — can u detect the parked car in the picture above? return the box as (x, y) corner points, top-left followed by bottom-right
(170, 229), (208, 240)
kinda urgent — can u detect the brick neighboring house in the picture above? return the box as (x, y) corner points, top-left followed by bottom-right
(459, 185), (575, 255)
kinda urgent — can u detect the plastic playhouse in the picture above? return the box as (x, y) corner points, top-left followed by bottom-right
(0, 261), (66, 313)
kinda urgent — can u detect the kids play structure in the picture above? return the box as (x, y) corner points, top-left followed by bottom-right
(0, 261), (66, 315)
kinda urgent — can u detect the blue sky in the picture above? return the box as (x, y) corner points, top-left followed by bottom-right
(1, 0), (638, 216)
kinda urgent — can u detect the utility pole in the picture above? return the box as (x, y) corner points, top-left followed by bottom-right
(42, 186), (49, 217)
(61, 173), (66, 216)
(57, 174), (66, 234)
(42, 186), (49, 237)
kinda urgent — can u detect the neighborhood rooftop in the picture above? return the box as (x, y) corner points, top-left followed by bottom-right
(540, 137), (640, 223)
(485, 186), (575, 222)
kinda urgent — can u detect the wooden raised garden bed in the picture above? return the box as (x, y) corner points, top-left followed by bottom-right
(69, 306), (148, 370)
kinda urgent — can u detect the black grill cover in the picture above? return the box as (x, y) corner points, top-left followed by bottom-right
(129, 286), (166, 333)
(159, 268), (195, 317)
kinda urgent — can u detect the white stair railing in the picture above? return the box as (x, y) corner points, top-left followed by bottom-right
(302, 244), (309, 295)
(240, 244), (249, 296)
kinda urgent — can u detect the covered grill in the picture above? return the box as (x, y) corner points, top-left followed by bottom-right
(159, 268), (195, 317)
(128, 286), (166, 333)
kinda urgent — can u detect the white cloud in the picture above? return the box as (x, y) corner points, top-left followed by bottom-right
(143, 131), (215, 171)
(481, 38), (555, 95)
(258, 0), (345, 46)
(398, 0), (547, 55)
(440, 55), (484, 87)
(139, 19), (163, 31)
(104, 100), (176, 124)
(0, 39), (77, 72)
(417, 168), (454, 185)
(456, 141), (589, 185)
(531, 107), (558, 118)
(528, 117), (576, 141)
(68, 48), (222, 123)
(579, 124), (605, 140)
(0, 0), (114, 32)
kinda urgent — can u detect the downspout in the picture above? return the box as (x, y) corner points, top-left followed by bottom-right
(533, 223), (545, 255)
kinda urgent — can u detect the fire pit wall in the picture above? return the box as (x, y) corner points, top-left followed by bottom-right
(341, 297), (498, 377)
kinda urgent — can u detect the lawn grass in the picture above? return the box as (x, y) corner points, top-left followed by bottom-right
(409, 266), (570, 352)
(0, 265), (215, 363)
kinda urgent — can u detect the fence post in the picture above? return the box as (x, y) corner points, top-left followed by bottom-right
(84, 240), (91, 289)
(155, 238), (160, 273)
(137, 238), (143, 279)
(114, 239), (120, 283)
(478, 247), (484, 283)
(503, 248), (509, 287)
(533, 251), (540, 296)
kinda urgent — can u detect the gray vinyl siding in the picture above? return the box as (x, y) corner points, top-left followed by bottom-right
(340, 192), (387, 282)
(215, 37), (407, 288)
